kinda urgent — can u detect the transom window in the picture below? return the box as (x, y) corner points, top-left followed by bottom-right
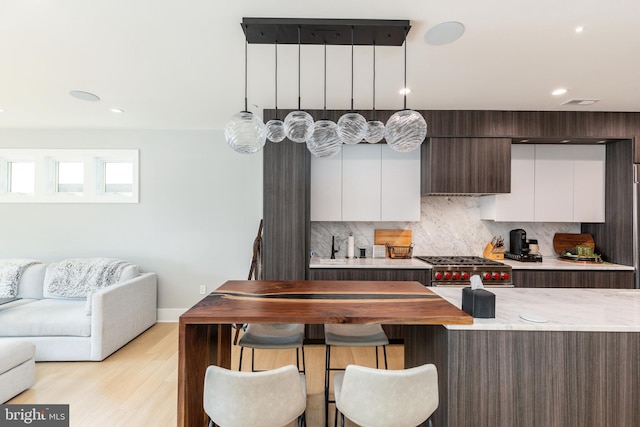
(0, 149), (138, 203)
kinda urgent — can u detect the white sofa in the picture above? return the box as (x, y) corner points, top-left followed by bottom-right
(0, 259), (157, 362)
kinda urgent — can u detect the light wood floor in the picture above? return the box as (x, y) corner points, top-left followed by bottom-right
(9, 323), (404, 427)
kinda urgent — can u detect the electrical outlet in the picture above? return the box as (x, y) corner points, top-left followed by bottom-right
(199, 285), (206, 295)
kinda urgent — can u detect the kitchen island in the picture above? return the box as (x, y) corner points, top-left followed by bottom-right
(177, 280), (472, 427)
(406, 288), (640, 427)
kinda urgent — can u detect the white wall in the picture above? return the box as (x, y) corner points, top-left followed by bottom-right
(0, 129), (263, 317)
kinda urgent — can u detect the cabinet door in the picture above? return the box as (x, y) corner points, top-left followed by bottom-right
(342, 144), (382, 221)
(310, 151), (342, 221)
(422, 137), (511, 194)
(573, 145), (605, 222)
(381, 145), (421, 221)
(534, 145), (574, 222)
(490, 144), (535, 221)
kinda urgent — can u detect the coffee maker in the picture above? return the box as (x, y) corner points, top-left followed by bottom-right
(506, 228), (543, 262)
(509, 229), (528, 255)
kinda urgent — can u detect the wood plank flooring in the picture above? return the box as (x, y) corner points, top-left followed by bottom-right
(8, 323), (404, 427)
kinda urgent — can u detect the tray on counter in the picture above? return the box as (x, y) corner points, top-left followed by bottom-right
(558, 254), (603, 264)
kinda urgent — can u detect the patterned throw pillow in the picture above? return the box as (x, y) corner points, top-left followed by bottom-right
(0, 259), (40, 298)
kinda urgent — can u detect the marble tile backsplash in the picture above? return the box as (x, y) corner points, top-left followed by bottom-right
(310, 196), (580, 259)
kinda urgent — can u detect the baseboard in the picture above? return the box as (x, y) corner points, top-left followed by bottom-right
(157, 308), (187, 322)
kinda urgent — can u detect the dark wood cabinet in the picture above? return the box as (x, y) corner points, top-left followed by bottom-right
(308, 268), (430, 283)
(421, 137), (511, 194)
(512, 269), (634, 288)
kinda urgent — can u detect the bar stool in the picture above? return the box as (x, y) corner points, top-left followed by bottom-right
(238, 323), (306, 373)
(324, 324), (388, 426)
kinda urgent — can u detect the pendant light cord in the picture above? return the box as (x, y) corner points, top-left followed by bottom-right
(350, 26), (355, 111)
(372, 43), (377, 120)
(297, 26), (302, 110)
(403, 26), (408, 111)
(244, 25), (248, 113)
(274, 41), (278, 118)
(323, 41), (327, 115)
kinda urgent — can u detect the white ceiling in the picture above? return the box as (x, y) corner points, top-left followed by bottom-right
(2, 0), (639, 130)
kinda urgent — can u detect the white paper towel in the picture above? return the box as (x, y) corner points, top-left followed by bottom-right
(348, 234), (355, 259)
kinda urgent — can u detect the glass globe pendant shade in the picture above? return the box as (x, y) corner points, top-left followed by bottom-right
(385, 109), (427, 152)
(306, 120), (342, 158)
(284, 111), (314, 143)
(337, 112), (367, 145)
(266, 119), (287, 143)
(225, 111), (268, 154)
(365, 120), (385, 143)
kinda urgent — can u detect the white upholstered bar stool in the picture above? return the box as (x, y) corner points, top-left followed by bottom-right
(324, 324), (388, 426)
(204, 364), (307, 427)
(238, 323), (306, 373)
(334, 364), (439, 427)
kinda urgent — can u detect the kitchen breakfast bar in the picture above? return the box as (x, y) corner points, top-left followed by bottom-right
(178, 282), (640, 427)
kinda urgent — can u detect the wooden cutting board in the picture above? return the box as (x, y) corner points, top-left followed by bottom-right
(374, 229), (412, 247)
(552, 233), (595, 255)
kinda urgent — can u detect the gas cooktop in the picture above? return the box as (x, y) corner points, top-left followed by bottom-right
(414, 256), (505, 266)
(414, 255), (512, 286)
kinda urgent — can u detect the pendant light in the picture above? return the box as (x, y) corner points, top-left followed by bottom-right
(385, 27), (427, 152)
(307, 41), (342, 158)
(265, 42), (286, 143)
(337, 27), (367, 145)
(284, 26), (314, 143)
(365, 43), (385, 143)
(224, 25), (267, 154)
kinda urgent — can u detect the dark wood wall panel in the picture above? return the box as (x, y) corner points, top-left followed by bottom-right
(405, 327), (640, 427)
(263, 110), (310, 280)
(512, 270), (634, 288)
(582, 140), (634, 265)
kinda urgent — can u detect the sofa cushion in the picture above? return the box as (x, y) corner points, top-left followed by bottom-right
(43, 258), (138, 299)
(0, 340), (36, 376)
(0, 259), (41, 298)
(17, 263), (47, 300)
(0, 299), (91, 337)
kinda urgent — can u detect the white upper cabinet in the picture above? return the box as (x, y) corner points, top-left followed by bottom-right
(573, 145), (606, 222)
(480, 144), (605, 223)
(342, 144), (382, 221)
(310, 151), (342, 221)
(310, 144), (421, 222)
(534, 145), (575, 222)
(381, 145), (421, 221)
(480, 144), (535, 221)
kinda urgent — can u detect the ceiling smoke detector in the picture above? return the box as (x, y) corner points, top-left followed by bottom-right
(562, 99), (599, 106)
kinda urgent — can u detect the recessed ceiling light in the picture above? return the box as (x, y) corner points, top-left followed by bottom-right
(69, 90), (100, 102)
(110, 108), (124, 113)
(399, 88), (411, 95)
(424, 21), (465, 46)
(552, 88), (568, 96)
(0, 108), (5, 113)
(575, 26), (584, 33)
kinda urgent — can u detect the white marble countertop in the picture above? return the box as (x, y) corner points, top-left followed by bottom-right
(310, 256), (633, 271)
(309, 257), (432, 269)
(502, 257), (634, 270)
(432, 287), (640, 332)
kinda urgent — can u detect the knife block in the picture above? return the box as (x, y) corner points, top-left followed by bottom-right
(483, 243), (504, 260)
